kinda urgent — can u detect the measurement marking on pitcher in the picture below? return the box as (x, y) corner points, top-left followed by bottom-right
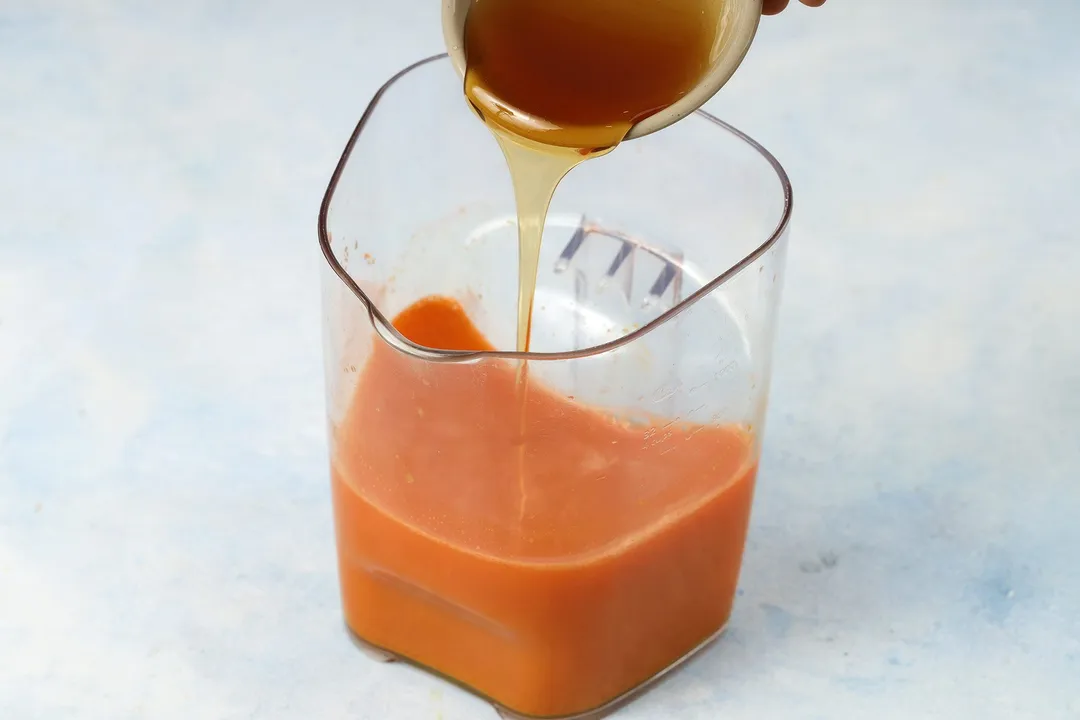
(714, 361), (737, 380)
(554, 222), (588, 273)
(653, 384), (679, 404)
(645, 263), (678, 307)
(600, 241), (633, 284)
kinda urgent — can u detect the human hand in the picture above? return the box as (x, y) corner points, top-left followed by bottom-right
(762, 0), (826, 15)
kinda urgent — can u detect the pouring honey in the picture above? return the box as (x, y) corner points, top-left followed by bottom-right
(331, 1), (767, 716)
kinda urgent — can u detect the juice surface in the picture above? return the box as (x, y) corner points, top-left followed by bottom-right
(332, 296), (757, 718)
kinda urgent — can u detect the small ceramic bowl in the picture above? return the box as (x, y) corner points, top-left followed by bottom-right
(441, 0), (763, 141)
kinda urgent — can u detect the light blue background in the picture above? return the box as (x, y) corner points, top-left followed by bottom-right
(1, 1), (1077, 718)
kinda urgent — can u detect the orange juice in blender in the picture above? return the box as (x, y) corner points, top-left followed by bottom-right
(318, 2), (791, 710)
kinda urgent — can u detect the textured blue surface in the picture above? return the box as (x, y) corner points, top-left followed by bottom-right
(1, 1), (1078, 718)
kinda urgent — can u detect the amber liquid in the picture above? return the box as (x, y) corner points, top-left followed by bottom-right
(464, 0), (720, 150)
(464, 0), (721, 352)
(465, 0), (719, 521)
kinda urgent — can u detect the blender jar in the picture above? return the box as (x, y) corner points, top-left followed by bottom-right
(319, 54), (792, 720)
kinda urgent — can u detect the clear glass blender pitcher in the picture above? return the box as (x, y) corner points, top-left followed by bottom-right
(319, 54), (792, 720)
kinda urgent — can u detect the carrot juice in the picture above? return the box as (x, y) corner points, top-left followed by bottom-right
(331, 296), (757, 718)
